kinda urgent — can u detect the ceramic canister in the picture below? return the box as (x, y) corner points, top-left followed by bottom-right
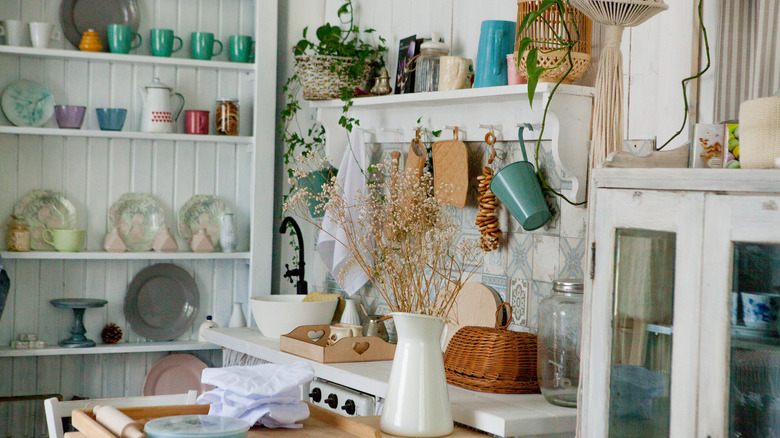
(474, 20), (516, 88)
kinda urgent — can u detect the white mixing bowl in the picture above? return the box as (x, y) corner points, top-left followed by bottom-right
(249, 295), (338, 338)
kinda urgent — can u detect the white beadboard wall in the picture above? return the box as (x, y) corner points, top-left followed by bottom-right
(0, 0), (260, 435)
(275, 0), (699, 296)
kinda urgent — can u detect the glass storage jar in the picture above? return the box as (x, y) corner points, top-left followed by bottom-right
(537, 278), (583, 407)
(413, 35), (449, 93)
(216, 98), (239, 136)
(6, 215), (30, 252)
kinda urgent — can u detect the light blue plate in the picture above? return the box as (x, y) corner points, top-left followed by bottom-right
(145, 415), (249, 438)
(1, 80), (56, 127)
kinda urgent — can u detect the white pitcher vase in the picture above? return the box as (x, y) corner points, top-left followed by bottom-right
(380, 312), (453, 437)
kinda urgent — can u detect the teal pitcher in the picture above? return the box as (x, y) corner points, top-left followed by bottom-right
(474, 20), (516, 88)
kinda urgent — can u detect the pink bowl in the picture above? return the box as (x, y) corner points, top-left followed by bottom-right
(54, 105), (86, 129)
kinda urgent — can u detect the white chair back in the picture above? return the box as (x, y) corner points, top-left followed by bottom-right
(44, 390), (198, 438)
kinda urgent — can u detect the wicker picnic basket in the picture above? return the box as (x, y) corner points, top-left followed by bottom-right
(443, 303), (540, 394)
(515, 0), (592, 84)
(294, 55), (371, 101)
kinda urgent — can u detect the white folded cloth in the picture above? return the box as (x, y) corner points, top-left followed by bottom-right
(198, 362), (314, 428)
(317, 127), (372, 295)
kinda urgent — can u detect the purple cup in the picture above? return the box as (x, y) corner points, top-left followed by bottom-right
(54, 105), (86, 129)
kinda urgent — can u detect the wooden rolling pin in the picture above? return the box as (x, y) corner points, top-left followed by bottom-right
(93, 405), (144, 438)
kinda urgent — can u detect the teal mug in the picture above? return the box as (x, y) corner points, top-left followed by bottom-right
(191, 32), (223, 60)
(150, 28), (183, 57)
(107, 24), (141, 54)
(229, 35), (254, 63)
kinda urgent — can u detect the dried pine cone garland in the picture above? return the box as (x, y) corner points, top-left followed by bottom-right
(101, 323), (123, 344)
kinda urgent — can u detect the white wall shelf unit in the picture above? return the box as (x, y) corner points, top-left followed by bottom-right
(0, 1), (278, 433)
(0, 251), (250, 260)
(0, 126), (254, 143)
(0, 341), (218, 358)
(0, 46), (255, 71)
(312, 83), (594, 203)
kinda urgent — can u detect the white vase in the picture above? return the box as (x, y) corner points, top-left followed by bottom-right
(380, 312), (453, 437)
(220, 213), (236, 252)
(228, 302), (247, 328)
(340, 298), (361, 326)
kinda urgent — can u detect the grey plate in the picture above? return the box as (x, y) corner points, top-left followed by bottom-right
(59, 0), (140, 49)
(124, 264), (199, 342)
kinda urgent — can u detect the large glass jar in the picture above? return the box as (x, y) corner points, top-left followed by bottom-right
(413, 36), (449, 93)
(216, 98), (239, 136)
(537, 278), (583, 407)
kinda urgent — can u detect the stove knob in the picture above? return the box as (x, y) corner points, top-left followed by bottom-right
(308, 387), (321, 403)
(341, 399), (356, 415)
(325, 393), (338, 409)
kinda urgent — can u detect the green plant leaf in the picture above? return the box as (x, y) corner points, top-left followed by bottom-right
(526, 48), (540, 105)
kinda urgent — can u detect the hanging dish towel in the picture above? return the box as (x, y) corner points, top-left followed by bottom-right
(198, 362), (314, 428)
(317, 127), (371, 295)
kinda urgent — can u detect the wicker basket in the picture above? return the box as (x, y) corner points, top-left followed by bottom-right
(515, 0), (592, 84)
(294, 55), (371, 101)
(443, 303), (540, 394)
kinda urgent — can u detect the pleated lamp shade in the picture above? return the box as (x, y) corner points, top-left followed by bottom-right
(568, 0), (668, 167)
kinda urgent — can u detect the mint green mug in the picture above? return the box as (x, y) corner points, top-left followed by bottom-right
(150, 28), (183, 57)
(107, 24), (142, 54)
(43, 228), (85, 252)
(229, 35), (254, 63)
(191, 32), (223, 60)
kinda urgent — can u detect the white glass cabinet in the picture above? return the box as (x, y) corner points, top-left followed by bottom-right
(580, 169), (780, 438)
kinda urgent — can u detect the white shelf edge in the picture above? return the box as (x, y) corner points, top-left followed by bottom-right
(308, 83), (595, 109)
(0, 251), (251, 260)
(0, 45), (256, 71)
(0, 126), (254, 144)
(0, 341), (219, 357)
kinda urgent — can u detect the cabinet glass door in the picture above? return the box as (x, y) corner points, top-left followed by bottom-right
(699, 194), (780, 438)
(609, 229), (676, 437)
(728, 242), (780, 437)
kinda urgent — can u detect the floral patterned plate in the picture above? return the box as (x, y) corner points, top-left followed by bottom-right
(1, 80), (56, 127)
(177, 195), (232, 250)
(108, 193), (166, 252)
(13, 190), (78, 251)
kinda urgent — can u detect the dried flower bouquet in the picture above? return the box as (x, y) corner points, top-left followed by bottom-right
(284, 159), (481, 318)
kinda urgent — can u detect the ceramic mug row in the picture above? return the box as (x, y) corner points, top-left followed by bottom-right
(146, 29), (253, 62)
(0, 20), (60, 48)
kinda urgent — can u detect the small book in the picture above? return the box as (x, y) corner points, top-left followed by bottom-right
(395, 35), (420, 94)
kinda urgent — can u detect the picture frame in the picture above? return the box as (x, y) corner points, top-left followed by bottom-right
(395, 35), (419, 94)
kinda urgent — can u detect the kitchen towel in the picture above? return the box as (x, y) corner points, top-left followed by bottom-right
(317, 127), (371, 295)
(198, 362), (314, 428)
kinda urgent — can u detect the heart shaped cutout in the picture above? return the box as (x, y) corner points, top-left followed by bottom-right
(352, 341), (370, 355)
(307, 330), (325, 343)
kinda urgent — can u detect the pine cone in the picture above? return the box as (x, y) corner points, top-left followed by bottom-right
(101, 323), (123, 344)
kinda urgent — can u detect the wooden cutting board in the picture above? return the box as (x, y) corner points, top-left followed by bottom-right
(432, 138), (468, 208)
(444, 282), (504, 348)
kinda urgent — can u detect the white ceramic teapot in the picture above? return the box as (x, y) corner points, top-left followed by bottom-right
(139, 77), (185, 133)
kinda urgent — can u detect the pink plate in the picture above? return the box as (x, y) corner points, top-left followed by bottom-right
(142, 354), (215, 396)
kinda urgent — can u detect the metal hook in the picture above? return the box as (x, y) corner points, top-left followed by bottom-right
(444, 125), (464, 140)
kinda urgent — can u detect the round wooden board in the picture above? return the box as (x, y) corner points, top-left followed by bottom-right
(444, 282), (503, 349)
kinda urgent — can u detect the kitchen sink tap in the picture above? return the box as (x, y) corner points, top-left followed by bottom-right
(280, 216), (308, 295)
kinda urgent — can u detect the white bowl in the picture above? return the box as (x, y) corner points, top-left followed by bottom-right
(249, 295), (338, 338)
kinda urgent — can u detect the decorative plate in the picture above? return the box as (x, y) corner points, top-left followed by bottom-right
(59, 0), (140, 49)
(142, 354), (215, 397)
(108, 193), (166, 252)
(177, 195), (232, 250)
(1, 80), (56, 127)
(124, 263), (199, 342)
(13, 190), (78, 251)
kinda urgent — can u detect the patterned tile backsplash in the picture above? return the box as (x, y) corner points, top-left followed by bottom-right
(299, 140), (587, 333)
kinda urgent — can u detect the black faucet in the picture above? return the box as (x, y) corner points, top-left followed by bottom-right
(279, 216), (308, 295)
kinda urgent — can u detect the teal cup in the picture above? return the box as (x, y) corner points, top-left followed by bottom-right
(229, 35), (254, 63)
(107, 24), (141, 54)
(150, 28), (183, 57)
(490, 160), (552, 231)
(191, 32), (223, 60)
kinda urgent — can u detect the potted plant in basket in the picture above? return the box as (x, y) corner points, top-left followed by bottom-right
(284, 163), (482, 437)
(280, 0), (387, 216)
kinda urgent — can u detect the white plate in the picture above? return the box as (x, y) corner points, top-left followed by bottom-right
(177, 195), (231, 250)
(108, 193), (166, 252)
(1, 80), (56, 127)
(13, 190), (78, 251)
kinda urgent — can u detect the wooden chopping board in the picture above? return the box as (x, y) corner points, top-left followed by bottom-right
(444, 282), (504, 349)
(432, 138), (468, 208)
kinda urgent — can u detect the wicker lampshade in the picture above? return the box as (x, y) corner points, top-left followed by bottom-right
(567, 0), (668, 167)
(515, 0), (592, 84)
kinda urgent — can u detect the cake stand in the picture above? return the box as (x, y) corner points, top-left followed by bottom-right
(50, 298), (108, 347)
